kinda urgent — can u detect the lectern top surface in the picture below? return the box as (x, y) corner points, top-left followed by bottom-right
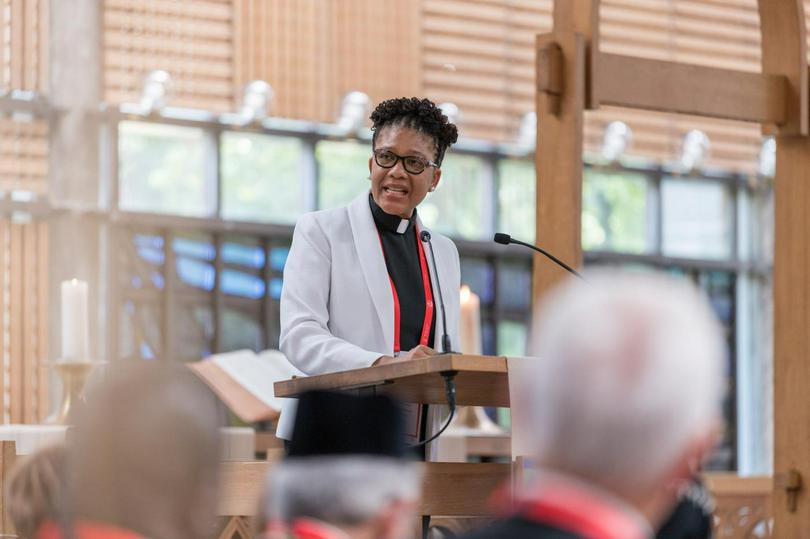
(273, 354), (510, 408)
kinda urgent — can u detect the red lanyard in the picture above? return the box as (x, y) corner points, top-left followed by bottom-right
(376, 225), (434, 354)
(292, 519), (350, 539)
(512, 485), (646, 539)
(37, 521), (147, 539)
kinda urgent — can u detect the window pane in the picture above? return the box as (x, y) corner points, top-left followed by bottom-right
(460, 257), (495, 305)
(221, 132), (305, 223)
(497, 261), (531, 311)
(120, 300), (161, 361)
(119, 121), (211, 216)
(270, 246), (289, 271)
(498, 159), (535, 243)
(222, 269), (265, 299)
(173, 234), (216, 292)
(582, 169), (650, 254)
(222, 241), (265, 269)
(482, 319), (495, 356)
(497, 320), (528, 357)
(317, 140), (370, 210)
(700, 271), (735, 326)
(221, 306), (263, 352)
(176, 302), (214, 361)
(420, 154), (487, 240)
(121, 232), (165, 292)
(662, 178), (734, 259)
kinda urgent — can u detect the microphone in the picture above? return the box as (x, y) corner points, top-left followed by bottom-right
(419, 230), (454, 353)
(494, 232), (584, 280)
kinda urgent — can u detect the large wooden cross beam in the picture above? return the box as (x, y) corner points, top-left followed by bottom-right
(533, 1), (809, 535)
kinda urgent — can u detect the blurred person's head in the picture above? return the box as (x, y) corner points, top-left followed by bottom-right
(260, 391), (421, 539)
(66, 362), (223, 539)
(264, 456), (422, 539)
(4, 444), (67, 538)
(520, 270), (724, 524)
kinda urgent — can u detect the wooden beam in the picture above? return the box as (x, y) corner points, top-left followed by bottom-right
(771, 135), (810, 535)
(533, 28), (588, 301)
(595, 53), (787, 124)
(536, 41), (563, 115)
(759, 1), (807, 135)
(758, 0), (810, 534)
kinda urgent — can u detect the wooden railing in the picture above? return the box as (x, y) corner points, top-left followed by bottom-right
(705, 473), (773, 539)
(0, 441), (775, 539)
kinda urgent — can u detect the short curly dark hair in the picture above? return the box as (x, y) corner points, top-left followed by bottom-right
(370, 97), (459, 166)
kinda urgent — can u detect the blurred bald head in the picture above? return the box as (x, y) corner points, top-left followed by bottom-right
(67, 362), (223, 539)
(521, 271), (725, 499)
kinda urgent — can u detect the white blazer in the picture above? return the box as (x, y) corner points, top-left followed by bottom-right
(276, 191), (461, 439)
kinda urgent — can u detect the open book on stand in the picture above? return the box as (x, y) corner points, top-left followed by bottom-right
(189, 349), (304, 423)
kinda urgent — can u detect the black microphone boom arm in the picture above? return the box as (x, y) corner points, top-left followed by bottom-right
(494, 232), (584, 280)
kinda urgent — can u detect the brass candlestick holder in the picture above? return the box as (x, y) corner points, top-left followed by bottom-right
(46, 361), (101, 424)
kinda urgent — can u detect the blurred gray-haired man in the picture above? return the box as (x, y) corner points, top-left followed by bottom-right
(259, 391), (422, 539)
(461, 270), (725, 539)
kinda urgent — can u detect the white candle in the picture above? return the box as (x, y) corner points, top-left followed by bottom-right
(61, 279), (89, 362)
(459, 285), (482, 355)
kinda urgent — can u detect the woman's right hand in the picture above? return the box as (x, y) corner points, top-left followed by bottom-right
(373, 345), (438, 366)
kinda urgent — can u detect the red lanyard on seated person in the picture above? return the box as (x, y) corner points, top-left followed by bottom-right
(376, 225), (434, 354)
(511, 484), (647, 539)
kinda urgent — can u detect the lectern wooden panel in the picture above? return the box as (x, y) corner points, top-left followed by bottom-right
(274, 354), (510, 408)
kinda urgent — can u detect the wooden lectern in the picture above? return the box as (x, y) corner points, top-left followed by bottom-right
(275, 354), (513, 537)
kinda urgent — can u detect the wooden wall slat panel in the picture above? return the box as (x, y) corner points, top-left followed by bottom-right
(0, 222), (6, 424)
(92, 0), (810, 172)
(99, 0), (779, 173)
(8, 225), (23, 424)
(0, 119), (50, 191)
(105, 0), (232, 21)
(9, 0), (24, 89)
(103, 0), (235, 111)
(1, 0), (7, 89)
(105, 51), (233, 79)
(592, 0), (763, 173)
(22, 224), (36, 422)
(36, 222), (47, 422)
(233, 0), (421, 124)
(104, 31), (233, 60)
(37, 0), (47, 91)
(422, 0), (552, 142)
(1, 0), (46, 92)
(0, 1), (47, 425)
(104, 12), (232, 41)
(23, 0), (35, 89)
(0, 221), (48, 424)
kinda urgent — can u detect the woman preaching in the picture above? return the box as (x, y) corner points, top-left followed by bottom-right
(281, 96), (461, 370)
(277, 97), (461, 440)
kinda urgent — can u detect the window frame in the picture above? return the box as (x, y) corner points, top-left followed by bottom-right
(105, 106), (771, 472)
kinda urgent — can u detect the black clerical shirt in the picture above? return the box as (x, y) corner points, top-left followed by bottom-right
(369, 194), (437, 353)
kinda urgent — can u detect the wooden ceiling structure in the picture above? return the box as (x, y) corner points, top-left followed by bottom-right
(534, 1), (807, 534)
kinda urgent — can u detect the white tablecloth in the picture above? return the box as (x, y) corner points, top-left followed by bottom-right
(0, 424), (255, 461)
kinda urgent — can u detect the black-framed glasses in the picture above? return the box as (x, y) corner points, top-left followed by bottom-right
(373, 149), (438, 175)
